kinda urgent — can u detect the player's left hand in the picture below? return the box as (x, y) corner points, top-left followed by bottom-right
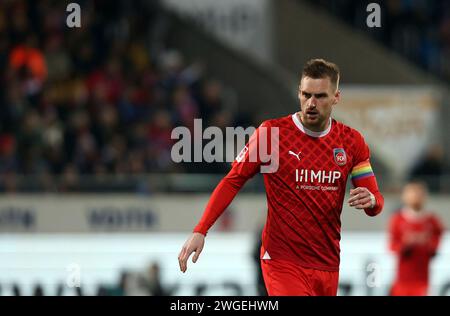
(348, 187), (376, 210)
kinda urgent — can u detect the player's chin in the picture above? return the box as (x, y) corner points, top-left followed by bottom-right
(304, 116), (321, 125)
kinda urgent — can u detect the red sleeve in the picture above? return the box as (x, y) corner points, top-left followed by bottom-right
(428, 215), (444, 255)
(193, 123), (267, 235)
(350, 132), (384, 216)
(193, 168), (249, 235)
(389, 213), (403, 253)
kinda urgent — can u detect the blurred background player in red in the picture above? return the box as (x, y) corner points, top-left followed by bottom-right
(389, 181), (444, 296)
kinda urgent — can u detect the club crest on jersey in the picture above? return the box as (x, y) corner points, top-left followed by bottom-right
(333, 148), (347, 166)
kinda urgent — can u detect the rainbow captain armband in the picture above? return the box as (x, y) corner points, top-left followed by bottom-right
(351, 160), (374, 181)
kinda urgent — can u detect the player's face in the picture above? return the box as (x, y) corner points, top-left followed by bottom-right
(402, 183), (427, 211)
(298, 77), (340, 132)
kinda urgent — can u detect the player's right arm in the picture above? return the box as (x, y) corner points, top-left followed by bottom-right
(178, 232), (205, 273)
(177, 168), (251, 273)
(389, 213), (417, 257)
(178, 123), (268, 273)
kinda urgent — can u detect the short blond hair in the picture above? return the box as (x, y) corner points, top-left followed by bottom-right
(301, 58), (340, 89)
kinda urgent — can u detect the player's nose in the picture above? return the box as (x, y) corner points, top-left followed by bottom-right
(306, 102), (317, 109)
(307, 98), (317, 107)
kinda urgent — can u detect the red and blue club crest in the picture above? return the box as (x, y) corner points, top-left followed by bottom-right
(333, 148), (347, 166)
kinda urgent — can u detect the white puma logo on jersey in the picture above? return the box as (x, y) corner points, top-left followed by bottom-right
(288, 150), (301, 161)
(262, 251), (271, 260)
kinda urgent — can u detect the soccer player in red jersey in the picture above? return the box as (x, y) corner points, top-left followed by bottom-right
(178, 59), (384, 296)
(389, 181), (444, 296)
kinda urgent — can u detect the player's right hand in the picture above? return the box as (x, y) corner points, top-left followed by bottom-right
(178, 232), (205, 273)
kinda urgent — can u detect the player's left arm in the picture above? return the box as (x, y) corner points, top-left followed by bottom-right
(347, 133), (384, 216)
(348, 162), (384, 216)
(428, 216), (445, 257)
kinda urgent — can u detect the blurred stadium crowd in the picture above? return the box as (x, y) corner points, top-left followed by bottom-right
(307, 0), (450, 81)
(0, 0), (247, 192)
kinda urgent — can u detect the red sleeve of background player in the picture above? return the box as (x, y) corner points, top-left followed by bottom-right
(388, 213), (403, 253)
(350, 131), (384, 216)
(428, 215), (445, 255)
(193, 122), (270, 235)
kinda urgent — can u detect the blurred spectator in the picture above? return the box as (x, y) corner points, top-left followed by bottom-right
(106, 270), (131, 296)
(388, 181), (444, 296)
(33, 283), (44, 296)
(140, 262), (167, 296)
(55, 282), (84, 296)
(59, 164), (80, 192)
(198, 79), (225, 124)
(410, 144), (445, 192)
(12, 283), (21, 296)
(9, 34), (47, 82)
(56, 283), (64, 296)
(96, 285), (109, 296)
(216, 207), (235, 232)
(0, 134), (18, 174)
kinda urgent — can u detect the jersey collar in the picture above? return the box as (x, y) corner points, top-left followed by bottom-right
(292, 113), (332, 138)
(401, 207), (428, 221)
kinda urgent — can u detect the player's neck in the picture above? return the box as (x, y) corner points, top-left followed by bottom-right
(402, 207), (426, 220)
